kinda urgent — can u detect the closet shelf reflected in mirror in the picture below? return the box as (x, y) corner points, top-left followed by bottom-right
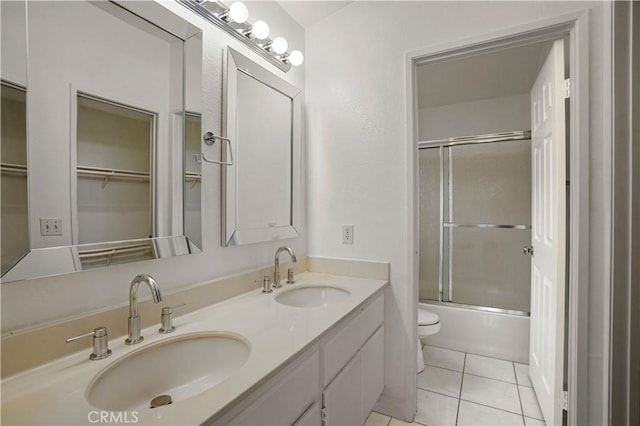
(76, 166), (150, 188)
(0, 163), (28, 176)
(78, 241), (154, 269)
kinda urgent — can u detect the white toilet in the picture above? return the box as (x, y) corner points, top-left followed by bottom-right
(417, 307), (441, 373)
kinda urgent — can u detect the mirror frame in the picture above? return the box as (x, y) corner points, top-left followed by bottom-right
(222, 47), (302, 246)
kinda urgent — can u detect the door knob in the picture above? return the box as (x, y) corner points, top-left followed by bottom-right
(523, 246), (534, 255)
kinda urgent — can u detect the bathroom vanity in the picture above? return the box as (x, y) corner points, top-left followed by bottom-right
(0, 272), (387, 425)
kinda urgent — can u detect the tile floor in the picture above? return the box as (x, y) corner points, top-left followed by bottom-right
(365, 346), (546, 426)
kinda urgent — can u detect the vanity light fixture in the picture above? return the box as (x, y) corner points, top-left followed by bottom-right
(218, 1), (248, 23)
(244, 20), (269, 40)
(179, 0), (304, 72)
(284, 50), (304, 67)
(267, 36), (288, 55)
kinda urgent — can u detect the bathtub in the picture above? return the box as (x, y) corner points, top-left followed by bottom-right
(419, 302), (530, 363)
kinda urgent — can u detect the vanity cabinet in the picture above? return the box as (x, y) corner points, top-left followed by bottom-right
(214, 292), (385, 426)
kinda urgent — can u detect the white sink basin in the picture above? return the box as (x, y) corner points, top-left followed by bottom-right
(87, 332), (250, 412)
(275, 284), (351, 308)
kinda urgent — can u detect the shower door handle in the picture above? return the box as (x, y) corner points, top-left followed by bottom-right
(523, 245), (534, 256)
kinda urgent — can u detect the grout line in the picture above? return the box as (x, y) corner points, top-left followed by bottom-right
(385, 414), (391, 426)
(513, 361), (527, 425)
(424, 344), (464, 353)
(464, 350), (525, 364)
(463, 371), (519, 385)
(459, 398), (527, 417)
(417, 386), (460, 400)
(423, 362), (464, 374)
(455, 352), (467, 425)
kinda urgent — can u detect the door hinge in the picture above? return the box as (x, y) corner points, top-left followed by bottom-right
(562, 390), (569, 411)
(563, 78), (571, 99)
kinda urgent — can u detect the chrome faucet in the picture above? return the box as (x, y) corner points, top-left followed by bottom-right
(125, 274), (162, 345)
(273, 246), (297, 289)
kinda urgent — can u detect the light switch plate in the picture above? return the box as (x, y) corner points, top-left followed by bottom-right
(40, 218), (63, 236)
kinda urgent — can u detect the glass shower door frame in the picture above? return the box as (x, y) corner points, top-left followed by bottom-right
(419, 131), (532, 317)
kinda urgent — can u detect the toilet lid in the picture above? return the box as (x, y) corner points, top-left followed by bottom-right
(418, 309), (440, 326)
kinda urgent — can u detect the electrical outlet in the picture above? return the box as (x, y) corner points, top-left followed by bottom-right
(342, 224), (354, 244)
(40, 218), (63, 236)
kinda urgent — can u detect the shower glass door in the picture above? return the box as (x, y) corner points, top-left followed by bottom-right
(419, 138), (532, 314)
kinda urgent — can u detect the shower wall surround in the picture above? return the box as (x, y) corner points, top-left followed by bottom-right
(418, 94), (530, 141)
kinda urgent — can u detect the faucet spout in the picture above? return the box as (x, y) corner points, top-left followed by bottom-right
(273, 247), (297, 289)
(126, 274), (162, 345)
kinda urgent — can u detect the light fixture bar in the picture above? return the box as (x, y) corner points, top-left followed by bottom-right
(177, 0), (292, 72)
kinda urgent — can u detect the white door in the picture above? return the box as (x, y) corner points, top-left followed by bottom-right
(529, 39), (567, 426)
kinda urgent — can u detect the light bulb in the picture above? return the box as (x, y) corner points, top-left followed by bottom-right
(271, 37), (288, 54)
(228, 2), (248, 23)
(288, 50), (304, 66)
(251, 20), (270, 40)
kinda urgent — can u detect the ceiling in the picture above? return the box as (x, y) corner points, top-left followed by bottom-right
(417, 41), (553, 109)
(277, 1), (352, 29)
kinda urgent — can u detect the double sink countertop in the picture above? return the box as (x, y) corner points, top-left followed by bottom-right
(1, 272), (388, 425)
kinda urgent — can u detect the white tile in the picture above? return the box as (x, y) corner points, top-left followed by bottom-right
(465, 353), (517, 383)
(514, 363), (533, 387)
(422, 346), (465, 372)
(365, 411), (391, 426)
(461, 374), (522, 415)
(519, 386), (544, 420)
(417, 365), (462, 398)
(524, 417), (546, 426)
(415, 389), (458, 426)
(457, 400), (524, 426)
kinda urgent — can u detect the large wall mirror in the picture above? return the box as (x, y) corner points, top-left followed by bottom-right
(0, 1), (203, 282)
(222, 47), (301, 246)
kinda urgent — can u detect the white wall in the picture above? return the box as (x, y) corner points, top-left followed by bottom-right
(1, 1), (306, 335)
(306, 1), (611, 423)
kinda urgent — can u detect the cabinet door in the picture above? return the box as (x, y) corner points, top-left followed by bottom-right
(323, 354), (362, 426)
(228, 351), (320, 426)
(293, 402), (322, 426)
(360, 325), (384, 423)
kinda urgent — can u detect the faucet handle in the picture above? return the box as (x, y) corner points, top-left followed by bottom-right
(262, 275), (272, 293)
(158, 304), (186, 334)
(286, 268), (296, 284)
(66, 326), (112, 360)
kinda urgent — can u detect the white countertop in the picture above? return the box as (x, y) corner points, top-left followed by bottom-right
(1, 272), (388, 425)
